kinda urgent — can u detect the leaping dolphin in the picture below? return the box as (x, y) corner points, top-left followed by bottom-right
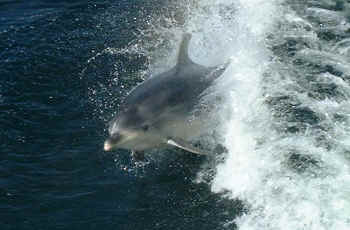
(104, 33), (228, 158)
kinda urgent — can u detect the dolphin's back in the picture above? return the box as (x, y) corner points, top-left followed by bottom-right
(125, 33), (225, 111)
(124, 63), (212, 111)
(123, 33), (227, 130)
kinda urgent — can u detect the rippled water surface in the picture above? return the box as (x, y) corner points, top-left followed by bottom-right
(1, 0), (350, 229)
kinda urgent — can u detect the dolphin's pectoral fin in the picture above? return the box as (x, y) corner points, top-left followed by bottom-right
(167, 138), (208, 155)
(131, 150), (145, 161)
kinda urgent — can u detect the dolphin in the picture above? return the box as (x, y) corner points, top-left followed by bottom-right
(104, 33), (228, 158)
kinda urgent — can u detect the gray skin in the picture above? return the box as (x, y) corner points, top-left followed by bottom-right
(104, 33), (228, 157)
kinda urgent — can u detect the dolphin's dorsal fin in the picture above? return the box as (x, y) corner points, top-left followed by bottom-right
(167, 138), (208, 155)
(177, 33), (193, 66)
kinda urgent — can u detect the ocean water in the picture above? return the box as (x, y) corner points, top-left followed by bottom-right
(1, 0), (350, 230)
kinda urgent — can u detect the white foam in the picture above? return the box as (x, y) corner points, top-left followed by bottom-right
(205, 0), (278, 196)
(183, 0), (350, 229)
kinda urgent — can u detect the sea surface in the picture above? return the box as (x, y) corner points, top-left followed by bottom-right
(1, 0), (350, 230)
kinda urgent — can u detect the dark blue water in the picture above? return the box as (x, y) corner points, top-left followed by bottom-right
(0, 1), (241, 229)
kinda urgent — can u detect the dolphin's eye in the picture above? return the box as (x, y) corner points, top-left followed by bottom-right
(142, 124), (150, 132)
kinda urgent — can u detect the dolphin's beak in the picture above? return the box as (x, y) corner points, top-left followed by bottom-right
(104, 131), (139, 151)
(103, 132), (123, 151)
(104, 140), (113, 151)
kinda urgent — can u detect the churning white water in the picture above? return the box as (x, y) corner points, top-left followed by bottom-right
(173, 0), (350, 229)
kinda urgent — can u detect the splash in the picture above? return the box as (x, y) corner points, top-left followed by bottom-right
(208, 0), (350, 229)
(89, 0), (350, 228)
